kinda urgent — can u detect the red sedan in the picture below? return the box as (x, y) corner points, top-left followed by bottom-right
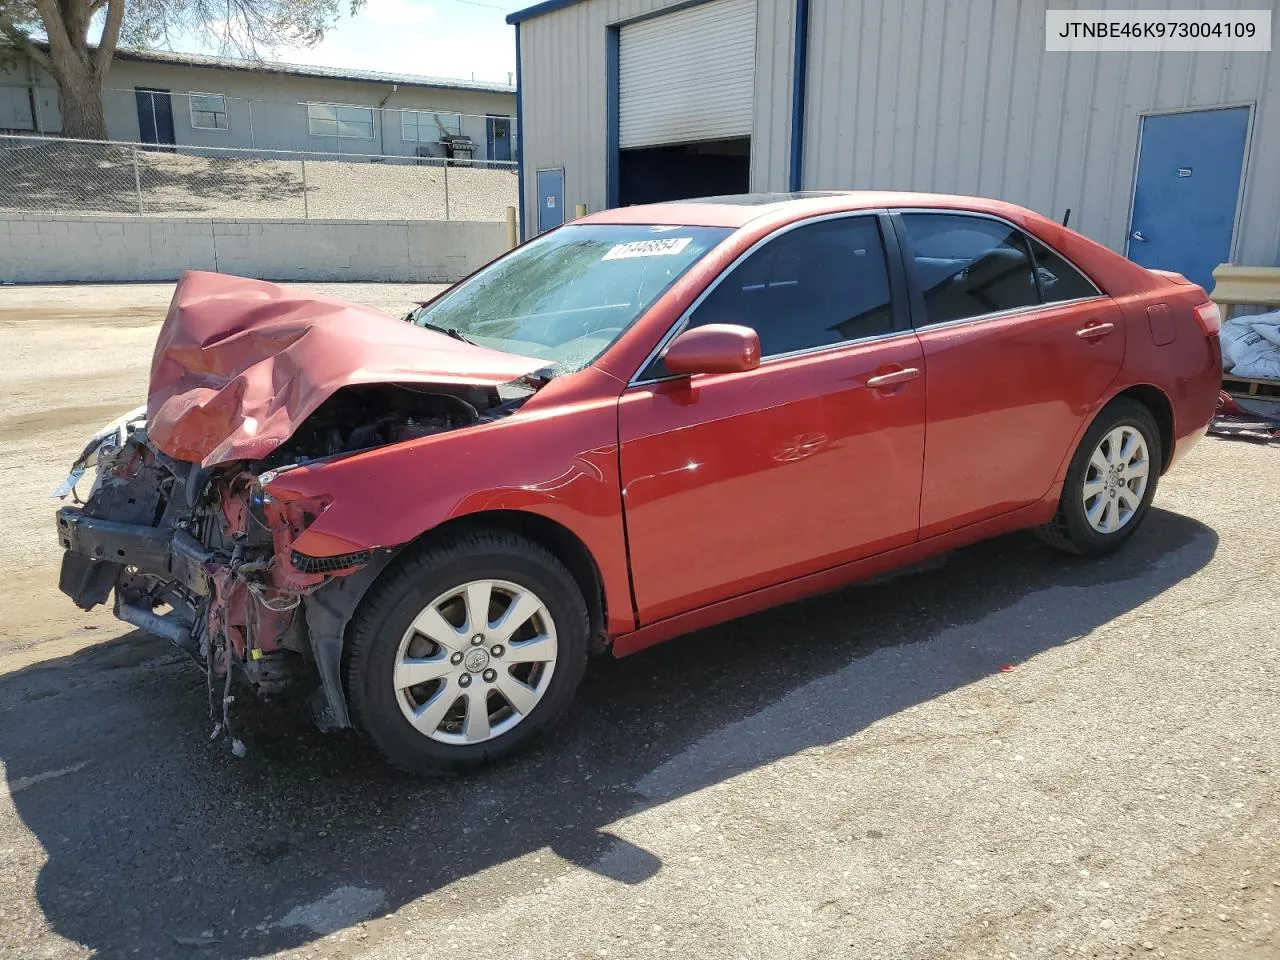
(55, 192), (1222, 774)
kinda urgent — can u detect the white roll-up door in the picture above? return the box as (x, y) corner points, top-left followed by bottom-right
(618, 0), (757, 150)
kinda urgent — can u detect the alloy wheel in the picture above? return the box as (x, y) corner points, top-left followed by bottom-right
(393, 578), (558, 745)
(1082, 425), (1150, 534)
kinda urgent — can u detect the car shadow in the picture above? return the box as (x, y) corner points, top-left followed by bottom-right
(0, 509), (1217, 958)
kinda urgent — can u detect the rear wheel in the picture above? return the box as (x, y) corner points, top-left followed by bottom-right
(1035, 398), (1162, 556)
(344, 529), (589, 775)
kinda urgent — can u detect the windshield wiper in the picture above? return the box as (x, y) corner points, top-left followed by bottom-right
(416, 317), (478, 346)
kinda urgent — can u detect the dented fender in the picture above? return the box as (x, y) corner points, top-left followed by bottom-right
(265, 368), (636, 637)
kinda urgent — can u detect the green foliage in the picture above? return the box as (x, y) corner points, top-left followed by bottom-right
(0, 0), (366, 69)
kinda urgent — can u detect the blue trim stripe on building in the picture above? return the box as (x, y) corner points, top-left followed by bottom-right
(506, 0), (584, 25)
(514, 23), (527, 241)
(788, 0), (810, 192)
(606, 26), (621, 208)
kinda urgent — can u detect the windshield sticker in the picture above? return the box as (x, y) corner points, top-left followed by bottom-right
(602, 237), (693, 261)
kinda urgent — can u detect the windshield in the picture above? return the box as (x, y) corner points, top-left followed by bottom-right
(409, 224), (731, 374)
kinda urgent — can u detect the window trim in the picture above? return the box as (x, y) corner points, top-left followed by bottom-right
(187, 91), (229, 132)
(306, 101), (376, 140)
(628, 209), (910, 386)
(890, 208), (1107, 333)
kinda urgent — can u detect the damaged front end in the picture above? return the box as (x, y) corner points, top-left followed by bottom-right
(54, 383), (502, 734)
(54, 271), (550, 741)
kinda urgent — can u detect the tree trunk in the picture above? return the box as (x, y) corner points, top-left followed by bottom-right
(51, 58), (109, 140)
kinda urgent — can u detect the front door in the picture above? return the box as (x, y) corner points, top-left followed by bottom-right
(135, 88), (176, 145)
(487, 115), (513, 163)
(536, 168), (564, 233)
(1127, 107), (1250, 290)
(619, 214), (925, 625)
(896, 212), (1125, 538)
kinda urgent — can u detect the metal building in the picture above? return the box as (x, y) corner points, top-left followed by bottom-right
(508, 0), (1280, 289)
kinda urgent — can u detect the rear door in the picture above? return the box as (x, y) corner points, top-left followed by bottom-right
(618, 213), (925, 625)
(895, 211), (1123, 538)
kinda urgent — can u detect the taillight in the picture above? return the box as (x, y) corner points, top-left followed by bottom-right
(1193, 301), (1222, 336)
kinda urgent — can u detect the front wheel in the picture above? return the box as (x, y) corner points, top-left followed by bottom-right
(344, 529), (590, 775)
(1035, 397), (1162, 556)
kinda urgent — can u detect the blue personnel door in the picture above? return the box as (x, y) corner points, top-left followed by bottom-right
(536, 168), (565, 234)
(1127, 107), (1250, 290)
(486, 115), (513, 163)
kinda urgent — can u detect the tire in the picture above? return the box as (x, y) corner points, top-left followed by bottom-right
(1034, 397), (1163, 557)
(344, 528), (589, 775)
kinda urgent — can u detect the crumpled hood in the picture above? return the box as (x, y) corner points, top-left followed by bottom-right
(147, 271), (545, 467)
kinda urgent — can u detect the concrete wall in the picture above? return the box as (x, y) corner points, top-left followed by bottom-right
(517, 0), (796, 231)
(0, 215), (508, 284)
(802, 0), (1280, 267)
(1, 58), (516, 161)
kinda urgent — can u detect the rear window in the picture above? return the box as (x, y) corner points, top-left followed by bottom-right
(1027, 236), (1102, 302)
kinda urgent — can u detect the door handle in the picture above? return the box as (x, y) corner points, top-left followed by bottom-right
(1131, 231), (1147, 242)
(865, 367), (921, 389)
(1075, 322), (1116, 340)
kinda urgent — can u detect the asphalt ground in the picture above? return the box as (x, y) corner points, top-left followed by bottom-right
(0, 283), (1276, 960)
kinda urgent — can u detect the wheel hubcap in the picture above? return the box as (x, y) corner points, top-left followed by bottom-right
(1082, 425), (1150, 535)
(393, 578), (558, 745)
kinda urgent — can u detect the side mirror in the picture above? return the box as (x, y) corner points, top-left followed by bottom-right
(661, 324), (761, 376)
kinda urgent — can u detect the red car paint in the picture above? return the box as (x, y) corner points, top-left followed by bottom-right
(147, 271), (547, 468)
(203, 194), (1223, 659)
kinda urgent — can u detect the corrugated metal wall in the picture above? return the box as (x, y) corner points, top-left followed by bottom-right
(518, 0), (796, 229)
(802, 0), (1280, 265)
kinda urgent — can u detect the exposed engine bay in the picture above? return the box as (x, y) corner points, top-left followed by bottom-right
(52, 272), (555, 750)
(54, 382), (512, 747)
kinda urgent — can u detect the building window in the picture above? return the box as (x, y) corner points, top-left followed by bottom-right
(401, 110), (462, 144)
(188, 92), (228, 131)
(307, 103), (375, 139)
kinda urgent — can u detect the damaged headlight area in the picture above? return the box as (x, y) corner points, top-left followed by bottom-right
(52, 382), (518, 743)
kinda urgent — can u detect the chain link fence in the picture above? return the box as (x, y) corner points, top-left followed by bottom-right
(0, 133), (518, 221)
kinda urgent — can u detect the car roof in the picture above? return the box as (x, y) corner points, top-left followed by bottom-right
(579, 191), (1039, 229)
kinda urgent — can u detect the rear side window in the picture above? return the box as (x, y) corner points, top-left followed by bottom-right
(687, 216), (896, 357)
(900, 213), (1039, 325)
(1026, 236), (1101, 302)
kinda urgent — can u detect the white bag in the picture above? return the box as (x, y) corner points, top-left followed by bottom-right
(1249, 308), (1280, 348)
(1220, 315), (1266, 370)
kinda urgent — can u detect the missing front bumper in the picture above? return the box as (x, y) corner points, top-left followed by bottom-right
(55, 507), (213, 607)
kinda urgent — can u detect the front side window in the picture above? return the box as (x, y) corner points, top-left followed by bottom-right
(307, 103), (374, 139)
(410, 224), (730, 375)
(402, 110), (462, 143)
(900, 213), (1039, 325)
(687, 216), (897, 357)
(189, 93), (228, 131)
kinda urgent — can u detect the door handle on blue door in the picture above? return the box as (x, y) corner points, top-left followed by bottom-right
(865, 367), (920, 390)
(1132, 231), (1147, 242)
